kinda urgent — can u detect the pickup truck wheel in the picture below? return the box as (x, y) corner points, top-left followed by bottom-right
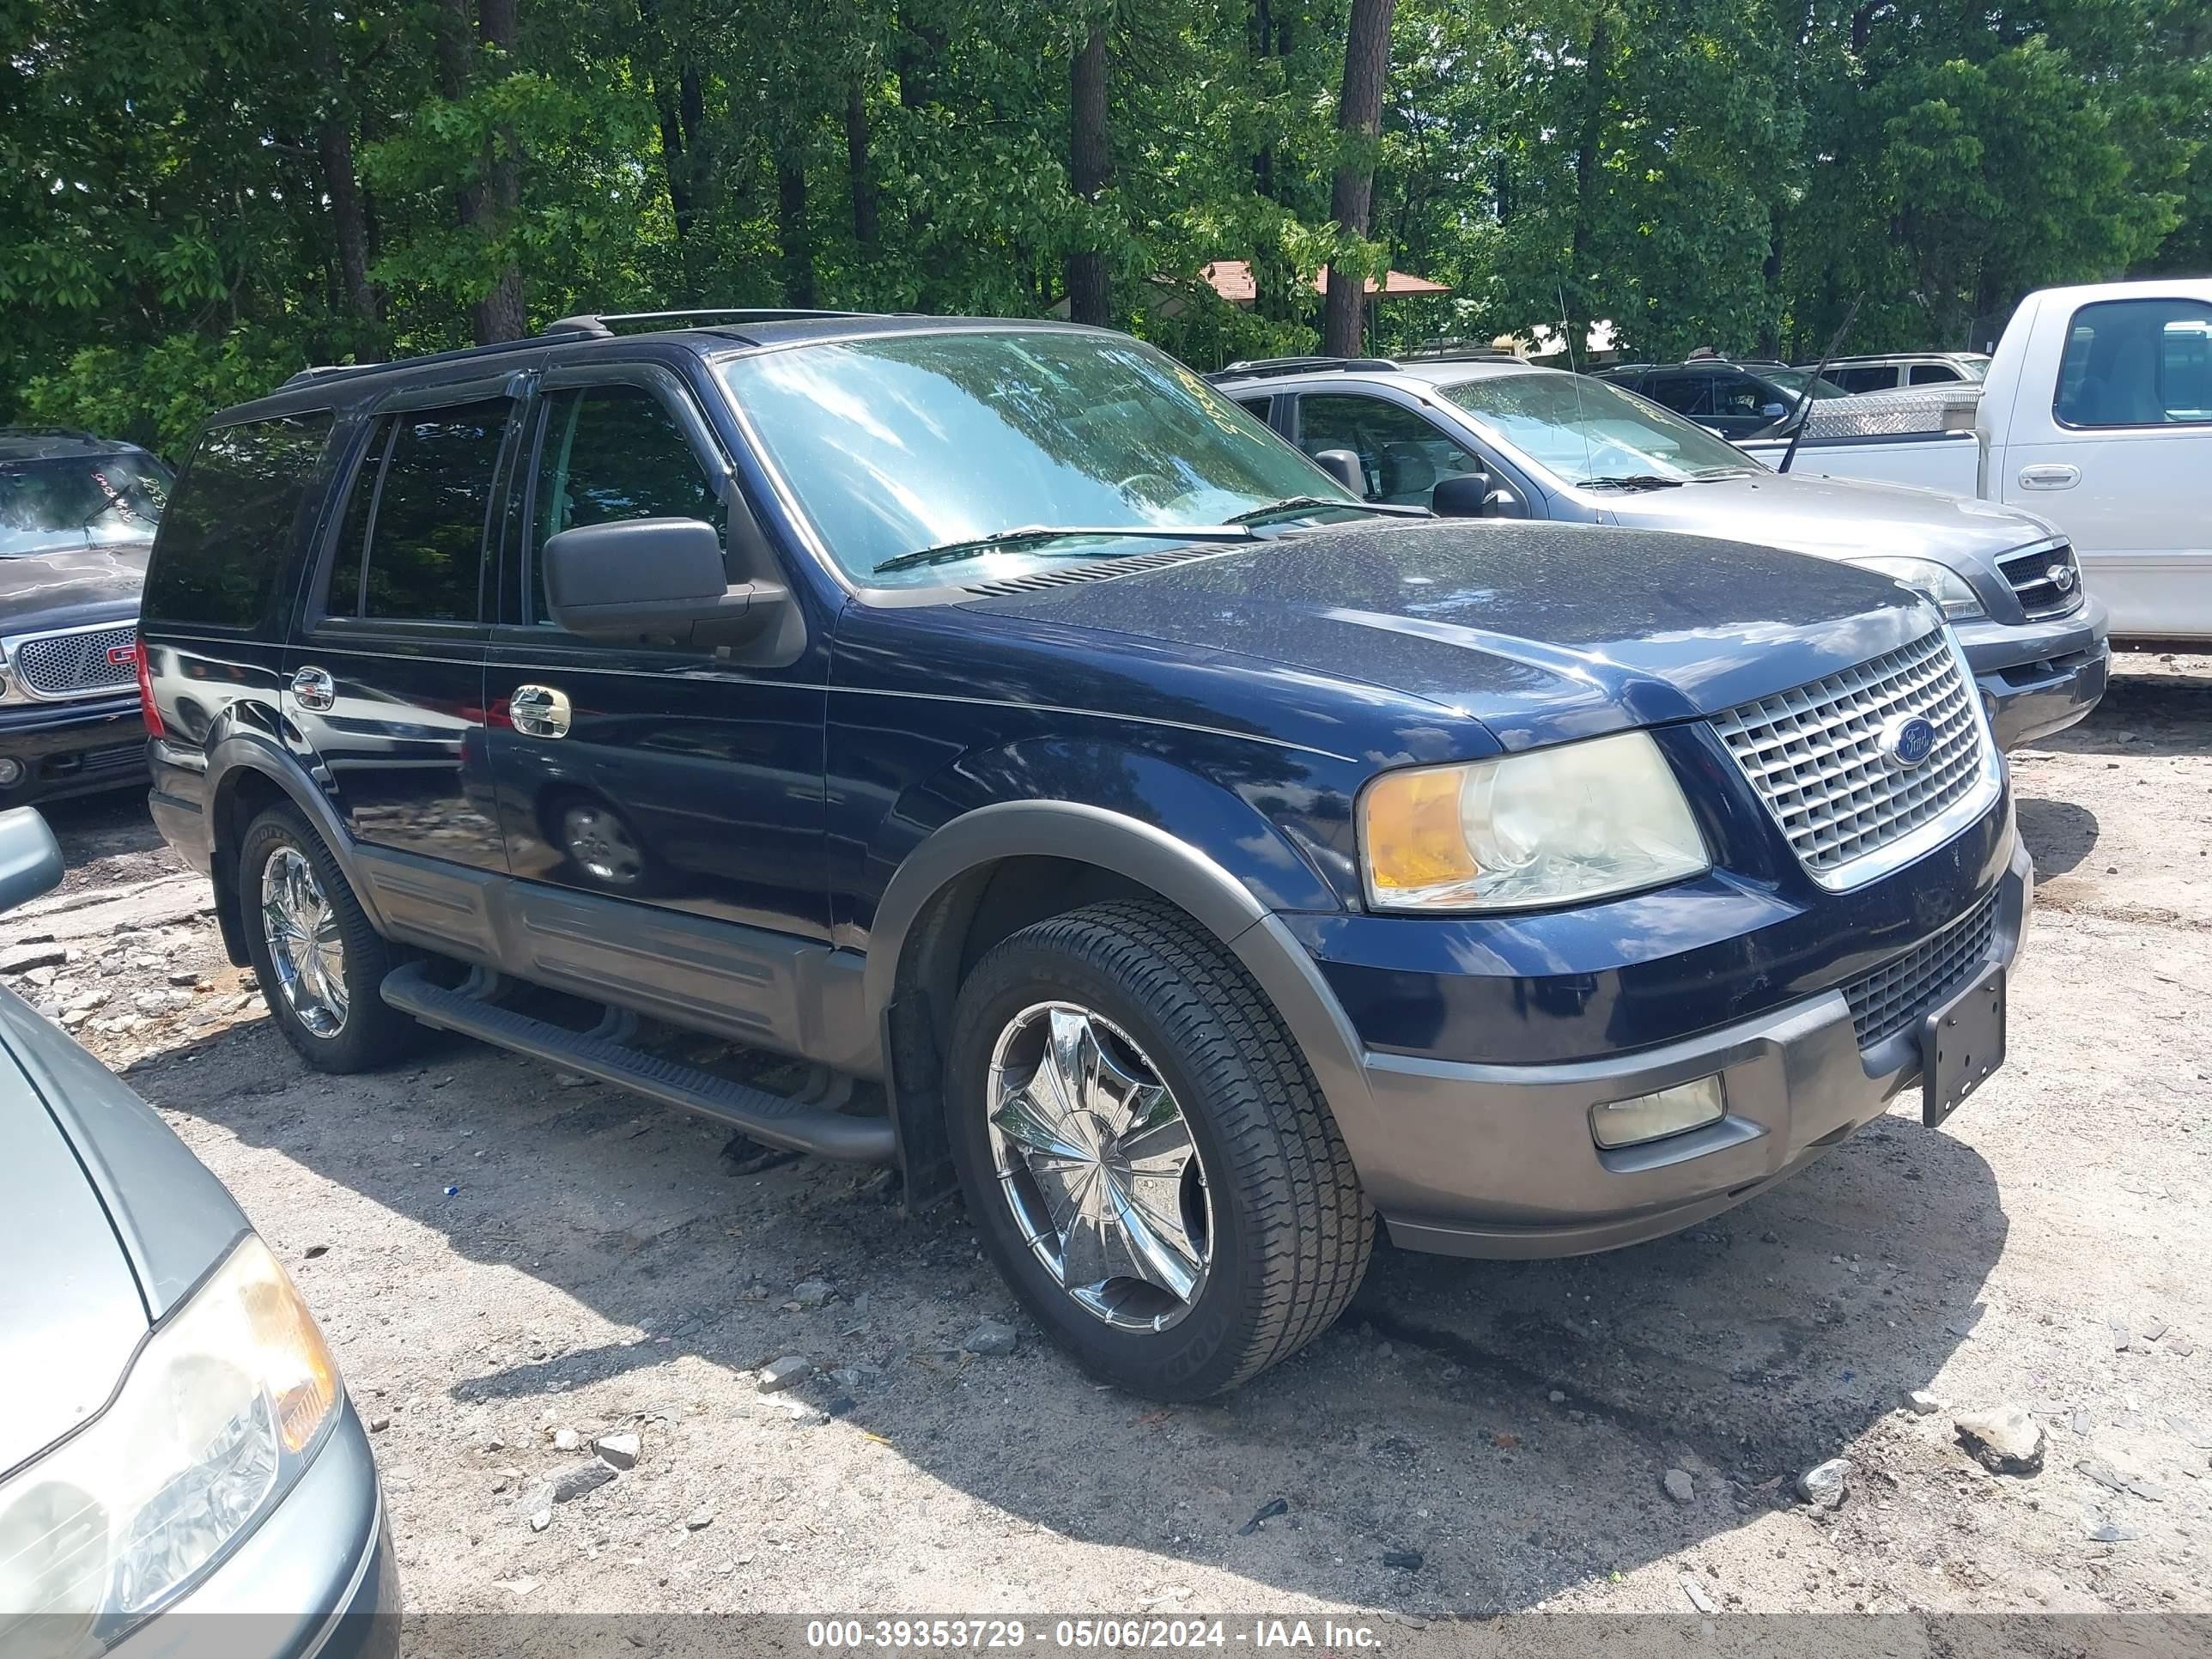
(947, 900), (1373, 1398)
(238, 804), (429, 1073)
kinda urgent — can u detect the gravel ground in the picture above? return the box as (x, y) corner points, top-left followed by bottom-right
(7, 651), (2209, 1623)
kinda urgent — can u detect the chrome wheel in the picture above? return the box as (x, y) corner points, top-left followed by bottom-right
(259, 847), (347, 1037)
(560, 803), (644, 886)
(986, 1002), (1212, 1331)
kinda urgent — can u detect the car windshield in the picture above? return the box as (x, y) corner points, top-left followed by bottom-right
(717, 330), (1364, 583)
(1436, 372), (1755, 485)
(1765, 367), (1850, 399)
(0, 453), (173, 557)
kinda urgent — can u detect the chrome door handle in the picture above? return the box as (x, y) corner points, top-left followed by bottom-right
(2017, 463), (2080, 490)
(509, 684), (572, 739)
(289, 665), (335, 712)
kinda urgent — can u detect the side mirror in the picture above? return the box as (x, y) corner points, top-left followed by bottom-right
(1430, 471), (1492, 518)
(1310, 447), (1366, 497)
(544, 518), (787, 647)
(0, 807), (63, 915)
(1483, 483), (1527, 520)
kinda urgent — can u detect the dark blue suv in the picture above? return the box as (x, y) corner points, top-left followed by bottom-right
(137, 312), (2031, 1398)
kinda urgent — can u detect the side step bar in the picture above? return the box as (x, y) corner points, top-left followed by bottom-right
(380, 962), (896, 1164)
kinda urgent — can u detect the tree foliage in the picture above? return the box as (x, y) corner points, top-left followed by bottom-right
(2, 0), (2203, 454)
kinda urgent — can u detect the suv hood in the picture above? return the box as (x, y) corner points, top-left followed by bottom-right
(963, 519), (1936, 750)
(1603, 471), (2060, 570)
(0, 1052), (147, 1476)
(0, 543), (149, 633)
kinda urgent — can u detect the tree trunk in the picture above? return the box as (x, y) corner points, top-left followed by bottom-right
(847, 81), (879, 251)
(319, 117), (379, 324)
(1322, 0), (1395, 356)
(1065, 22), (1110, 327)
(778, 160), (817, 307)
(1563, 6), (1610, 349)
(1757, 204), (1786, 359)
(438, 0), (526, 343)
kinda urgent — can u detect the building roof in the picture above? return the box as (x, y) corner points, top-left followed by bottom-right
(1198, 261), (1451, 305)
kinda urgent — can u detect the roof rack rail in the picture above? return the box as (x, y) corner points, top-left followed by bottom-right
(277, 307), (876, 388)
(1205, 356), (1401, 382)
(544, 307), (871, 338)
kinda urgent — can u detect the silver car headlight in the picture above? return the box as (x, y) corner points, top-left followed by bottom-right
(1359, 730), (1711, 912)
(0, 1236), (341, 1656)
(1856, 556), (1985, 621)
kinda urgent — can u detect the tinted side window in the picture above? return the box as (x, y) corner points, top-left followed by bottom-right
(1908, 362), (1961, 386)
(322, 417), (394, 619)
(1641, 374), (1709, 416)
(2056, 298), (2212, 428)
(529, 386), (724, 623)
(1833, 365), (1896, 394)
(1297, 394), (1483, 507)
(144, 412), (334, 629)
(358, 400), (508, 622)
(1236, 396), (1273, 422)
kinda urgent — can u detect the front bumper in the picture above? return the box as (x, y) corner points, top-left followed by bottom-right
(1957, 599), (2108, 750)
(0, 694), (147, 805)
(1345, 834), (2033, 1259)
(111, 1403), (398, 1659)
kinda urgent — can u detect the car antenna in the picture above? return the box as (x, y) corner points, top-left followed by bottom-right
(1557, 283), (1595, 485)
(1777, 295), (1862, 475)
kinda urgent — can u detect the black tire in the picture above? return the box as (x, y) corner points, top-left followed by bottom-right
(946, 899), (1373, 1399)
(236, 804), (430, 1073)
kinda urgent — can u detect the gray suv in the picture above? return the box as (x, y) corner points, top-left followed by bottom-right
(1210, 353), (2108, 750)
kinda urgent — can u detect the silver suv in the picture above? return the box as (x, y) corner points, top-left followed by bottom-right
(1208, 352), (2108, 749)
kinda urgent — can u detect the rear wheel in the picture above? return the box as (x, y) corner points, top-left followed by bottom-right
(947, 900), (1373, 1398)
(238, 804), (430, 1073)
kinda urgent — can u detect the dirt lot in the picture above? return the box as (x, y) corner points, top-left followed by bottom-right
(9, 653), (2210, 1623)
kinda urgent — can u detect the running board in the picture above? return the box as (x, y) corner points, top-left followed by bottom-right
(380, 962), (895, 1164)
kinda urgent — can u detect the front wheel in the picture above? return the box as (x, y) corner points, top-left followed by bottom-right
(947, 900), (1373, 1398)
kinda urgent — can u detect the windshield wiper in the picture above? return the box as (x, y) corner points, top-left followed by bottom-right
(873, 523), (1255, 574)
(1580, 473), (1687, 491)
(1223, 495), (1413, 526)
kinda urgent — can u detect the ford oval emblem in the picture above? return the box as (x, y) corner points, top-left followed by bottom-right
(1879, 714), (1937, 769)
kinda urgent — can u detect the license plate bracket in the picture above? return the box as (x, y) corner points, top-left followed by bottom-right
(1922, 964), (2005, 1128)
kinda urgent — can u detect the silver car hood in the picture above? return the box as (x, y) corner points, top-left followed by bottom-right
(1602, 471), (2061, 572)
(0, 1053), (147, 1477)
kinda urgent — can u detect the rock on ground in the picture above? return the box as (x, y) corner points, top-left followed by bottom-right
(1954, 1407), (2045, 1475)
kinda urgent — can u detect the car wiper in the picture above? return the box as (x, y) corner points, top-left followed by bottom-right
(1223, 495), (1413, 526)
(1580, 473), (1687, 490)
(872, 523), (1255, 574)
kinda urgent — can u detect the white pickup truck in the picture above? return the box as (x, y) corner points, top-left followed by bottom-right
(1741, 277), (2212, 641)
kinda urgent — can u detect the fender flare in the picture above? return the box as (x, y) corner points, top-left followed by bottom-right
(204, 732), (390, 933)
(863, 800), (1379, 1148)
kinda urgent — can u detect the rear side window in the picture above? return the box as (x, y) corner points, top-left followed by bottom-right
(1832, 365), (1896, 394)
(2055, 298), (2212, 428)
(145, 413), (333, 629)
(323, 399), (507, 623)
(1908, 362), (1962, 386)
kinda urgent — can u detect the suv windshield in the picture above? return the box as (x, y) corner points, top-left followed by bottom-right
(718, 331), (1364, 583)
(0, 453), (172, 557)
(1765, 367), (1850, 399)
(1437, 373), (1755, 486)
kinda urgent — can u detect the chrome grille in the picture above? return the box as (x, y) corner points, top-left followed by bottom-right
(1842, 891), (1999, 1048)
(1711, 631), (1990, 883)
(10, 625), (138, 696)
(1997, 541), (2084, 620)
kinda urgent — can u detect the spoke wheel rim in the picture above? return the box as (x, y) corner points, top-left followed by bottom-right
(986, 1001), (1213, 1333)
(562, 804), (643, 884)
(259, 846), (348, 1038)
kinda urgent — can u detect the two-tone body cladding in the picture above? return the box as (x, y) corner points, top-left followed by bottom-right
(139, 312), (2033, 1398)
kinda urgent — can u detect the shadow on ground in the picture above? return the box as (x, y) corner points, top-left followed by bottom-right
(2014, 796), (2098, 878)
(144, 1002), (2006, 1613)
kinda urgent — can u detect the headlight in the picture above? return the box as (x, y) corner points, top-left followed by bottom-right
(1360, 730), (1710, 912)
(0, 1236), (339, 1655)
(1856, 556), (1985, 620)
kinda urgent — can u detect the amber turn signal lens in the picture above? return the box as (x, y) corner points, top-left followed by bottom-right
(1363, 767), (1478, 894)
